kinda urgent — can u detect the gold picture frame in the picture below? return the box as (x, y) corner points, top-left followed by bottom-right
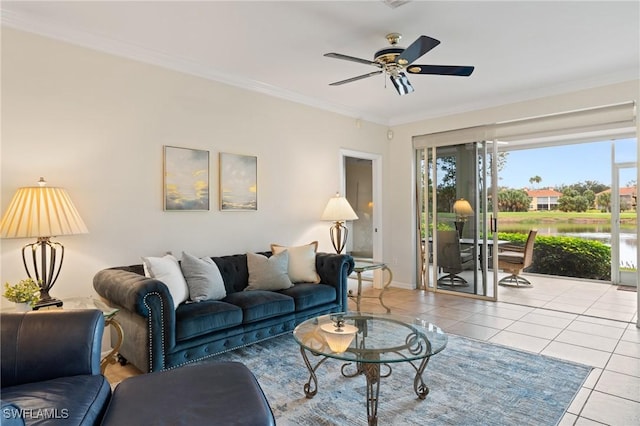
(219, 152), (257, 211)
(163, 146), (210, 211)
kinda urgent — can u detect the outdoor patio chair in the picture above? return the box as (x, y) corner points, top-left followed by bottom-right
(437, 230), (475, 286)
(497, 229), (538, 287)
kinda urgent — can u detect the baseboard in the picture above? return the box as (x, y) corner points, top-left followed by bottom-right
(389, 281), (413, 290)
(347, 277), (414, 291)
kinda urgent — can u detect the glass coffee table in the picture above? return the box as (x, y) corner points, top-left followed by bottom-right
(293, 312), (447, 426)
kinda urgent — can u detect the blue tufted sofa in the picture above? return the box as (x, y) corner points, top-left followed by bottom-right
(93, 251), (354, 373)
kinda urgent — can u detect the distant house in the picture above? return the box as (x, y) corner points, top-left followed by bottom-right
(596, 186), (637, 211)
(526, 188), (563, 211)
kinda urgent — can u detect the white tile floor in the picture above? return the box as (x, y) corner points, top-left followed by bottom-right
(353, 274), (639, 426)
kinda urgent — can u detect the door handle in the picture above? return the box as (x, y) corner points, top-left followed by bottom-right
(490, 215), (497, 233)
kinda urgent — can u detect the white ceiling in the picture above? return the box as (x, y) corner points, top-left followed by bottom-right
(2, 1), (638, 126)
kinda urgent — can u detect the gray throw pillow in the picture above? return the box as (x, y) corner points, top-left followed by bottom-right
(180, 252), (227, 301)
(245, 250), (293, 291)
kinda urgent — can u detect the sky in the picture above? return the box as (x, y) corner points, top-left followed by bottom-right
(498, 138), (637, 189)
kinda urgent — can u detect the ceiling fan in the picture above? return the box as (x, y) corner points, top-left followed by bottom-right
(324, 33), (475, 95)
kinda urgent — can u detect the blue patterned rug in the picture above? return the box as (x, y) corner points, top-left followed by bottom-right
(202, 332), (591, 425)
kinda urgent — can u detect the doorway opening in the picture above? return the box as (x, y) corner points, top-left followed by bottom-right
(416, 141), (498, 301)
(414, 103), (638, 325)
(416, 137), (638, 321)
(340, 149), (382, 261)
(496, 138), (637, 288)
(345, 157), (373, 258)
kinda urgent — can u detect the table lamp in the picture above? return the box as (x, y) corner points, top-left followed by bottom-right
(320, 315), (358, 353)
(452, 198), (474, 239)
(0, 178), (89, 309)
(321, 193), (358, 254)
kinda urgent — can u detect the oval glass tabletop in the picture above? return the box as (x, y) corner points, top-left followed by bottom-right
(293, 312), (447, 364)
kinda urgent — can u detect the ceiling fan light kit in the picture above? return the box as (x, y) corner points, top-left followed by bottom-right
(325, 33), (474, 95)
(390, 73), (414, 95)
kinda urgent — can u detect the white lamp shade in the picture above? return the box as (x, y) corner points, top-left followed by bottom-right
(321, 194), (358, 221)
(453, 198), (474, 217)
(0, 185), (88, 238)
(320, 323), (358, 353)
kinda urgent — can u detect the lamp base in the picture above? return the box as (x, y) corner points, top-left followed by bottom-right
(33, 293), (63, 310)
(33, 298), (63, 310)
(329, 221), (348, 254)
(454, 221), (465, 239)
(22, 238), (65, 310)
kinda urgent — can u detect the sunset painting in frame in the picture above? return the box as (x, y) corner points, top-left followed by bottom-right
(219, 153), (257, 211)
(164, 146), (210, 211)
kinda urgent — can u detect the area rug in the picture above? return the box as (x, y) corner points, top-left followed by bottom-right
(198, 332), (591, 426)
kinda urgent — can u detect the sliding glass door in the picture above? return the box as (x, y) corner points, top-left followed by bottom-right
(612, 143), (637, 286)
(416, 140), (499, 299)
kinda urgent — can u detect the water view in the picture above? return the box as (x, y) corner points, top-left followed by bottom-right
(500, 222), (638, 268)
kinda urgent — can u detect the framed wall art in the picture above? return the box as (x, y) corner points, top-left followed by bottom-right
(219, 152), (257, 211)
(163, 145), (210, 211)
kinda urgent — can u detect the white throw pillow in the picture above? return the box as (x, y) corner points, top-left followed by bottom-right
(245, 250), (293, 291)
(271, 241), (320, 283)
(141, 254), (189, 309)
(180, 252), (227, 302)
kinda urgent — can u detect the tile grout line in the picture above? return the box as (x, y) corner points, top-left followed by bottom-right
(564, 313), (611, 426)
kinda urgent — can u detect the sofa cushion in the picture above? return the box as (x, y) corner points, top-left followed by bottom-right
(180, 252), (227, 302)
(175, 301), (243, 341)
(277, 283), (337, 311)
(271, 241), (320, 283)
(223, 291), (295, 323)
(142, 254), (189, 309)
(245, 251), (293, 291)
(1, 375), (111, 426)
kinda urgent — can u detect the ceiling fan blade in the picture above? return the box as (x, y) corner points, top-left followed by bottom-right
(389, 72), (414, 95)
(324, 52), (382, 67)
(396, 35), (440, 66)
(406, 65), (475, 76)
(329, 70), (383, 86)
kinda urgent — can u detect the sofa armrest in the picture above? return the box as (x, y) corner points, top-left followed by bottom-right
(315, 252), (354, 311)
(0, 310), (104, 388)
(93, 268), (176, 315)
(94, 268), (178, 372)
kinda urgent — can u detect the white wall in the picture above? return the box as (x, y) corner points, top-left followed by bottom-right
(2, 28), (638, 303)
(387, 79), (640, 288)
(0, 29), (389, 305)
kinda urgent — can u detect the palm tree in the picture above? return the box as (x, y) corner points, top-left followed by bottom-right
(529, 175), (542, 188)
(498, 189), (531, 212)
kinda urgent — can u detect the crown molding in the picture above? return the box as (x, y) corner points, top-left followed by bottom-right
(3, 9), (635, 130)
(1, 9), (389, 126)
(390, 71), (639, 127)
